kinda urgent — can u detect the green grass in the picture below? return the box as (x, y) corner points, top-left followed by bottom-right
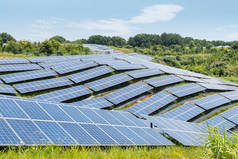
(0, 146), (205, 159)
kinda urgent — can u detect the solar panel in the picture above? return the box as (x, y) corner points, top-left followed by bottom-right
(176, 75), (205, 83)
(106, 82), (152, 104)
(220, 90), (238, 101)
(27, 56), (68, 63)
(193, 94), (231, 110)
(72, 97), (113, 109)
(220, 106), (238, 124)
(0, 64), (41, 72)
(143, 115), (207, 146)
(0, 85), (17, 94)
(68, 66), (114, 83)
(0, 69), (57, 83)
(160, 102), (205, 121)
(6, 119), (50, 145)
(31, 85), (92, 102)
(0, 58), (29, 65)
(85, 73), (133, 92)
(198, 83), (238, 91)
(144, 75), (184, 88)
(0, 119), (22, 145)
(165, 83), (206, 98)
(34, 121), (76, 145)
(128, 91), (177, 115)
(51, 61), (98, 75)
(109, 63), (146, 71)
(125, 68), (164, 79)
(201, 115), (236, 131)
(13, 77), (73, 94)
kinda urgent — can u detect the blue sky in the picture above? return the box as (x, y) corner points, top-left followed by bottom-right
(1, 0), (238, 41)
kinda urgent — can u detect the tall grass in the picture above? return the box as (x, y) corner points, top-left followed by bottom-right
(205, 126), (238, 159)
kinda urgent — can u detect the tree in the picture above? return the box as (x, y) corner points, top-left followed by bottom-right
(111, 36), (126, 47)
(3, 41), (20, 53)
(50, 35), (66, 43)
(0, 37), (2, 48)
(0, 32), (16, 43)
(231, 41), (238, 50)
(39, 40), (55, 56)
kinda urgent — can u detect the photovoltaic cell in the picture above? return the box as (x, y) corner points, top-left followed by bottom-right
(7, 119), (50, 145)
(220, 106), (238, 124)
(145, 75), (184, 88)
(0, 69), (57, 83)
(125, 68), (164, 79)
(68, 66), (114, 83)
(13, 77), (73, 94)
(51, 61), (98, 75)
(0, 64), (41, 72)
(193, 94), (231, 110)
(85, 73), (133, 92)
(27, 56), (68, 63)
(0, 58), (29, 65)
(104, 82), (153, 105)
(160, 102), (205, 121)
(198, 83), (238, 91)
(220, 90), (238, 101)
(72, 97), (113, 109)
(165, 83), (206, 98)
(78, 108), (108, 124)
(31, 85), (92, 102)
(109, 63), (146, 71)
(128, 91), (177, 115)
(0, 85), (17, 94)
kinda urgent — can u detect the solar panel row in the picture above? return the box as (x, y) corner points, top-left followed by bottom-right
(0, 85), (17, 94)
(0, 98), (173, 146)
(0, 64), (41, 72)
(0, 58), (29, 65)
(220, 106), (238, 125)
(73, 97), (113, 109)
(145, 75), (184, 88)
(125, 68), (164, 79)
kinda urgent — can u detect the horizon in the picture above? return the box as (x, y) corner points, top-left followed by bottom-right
(1, 0), (238, 42)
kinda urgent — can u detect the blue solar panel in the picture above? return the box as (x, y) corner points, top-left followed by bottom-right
(0, 99), (28, 118)
(109, 63), (146, 70)
(220, 106), (238, 124)
(92, 109), (123, 125)
(51, 61), (98, 75)
(72, 97), (113, 109)
(125, 68), (164, 79)
(0, 69), (57, 83)
(108, 111), (136, 126)
(85, 73), (133, 92)
(59, 122), (99, 145)
(79, 124), (117, 145)
(0, 64), (41, 72)
(68, 66), (114, 83)
(165, 83), (206, 97)
(7, 119), (50, 145)
(193, 94), (231, 110)
(198, 83), (238, 91)
(220, 90), (238, 101)
(27, 56), (68, 63)
(145, 75), (184, 88)
(160, 102), (205, 121)
(31, 85), (92, 102)
(78, 108), (108, 124)
(14, 77), (73, 94)
(98, 125), (134, 145)
(104, 82), (153, 105)
(120, 112), (148, 127)
(35, 121), (76, 145)
(0, 119), (21, 145)
(39, 103), (73, 122)
(128, 91), (177, 115)
(0, 58), (29, 65)
(0, 85), (17, 94)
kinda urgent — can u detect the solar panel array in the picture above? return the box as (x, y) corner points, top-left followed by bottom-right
(0, 64), (41, 72)
(220, 90), (238, 101)
(73, 97), (113, 109)
(145, 75), (184, 88)
(104, 82), (153, 105)
(128, 91), (177, 115)
(13, 77), (73, 93)
(160, 102), (205, 121)
(0, 85), (17, 94)
(0, 69), (57, 83)
(125, 69), (164, 79)
(0, 58), (29, 64)
(31, 85), (92, 102)
(220, 106), (238, 124)
(85, 73), (133, 92)
(165, 83), (206, 97)
(68, 66), (114, 83)
(193, 94), (231, 110)
(0, 97), (174, 146)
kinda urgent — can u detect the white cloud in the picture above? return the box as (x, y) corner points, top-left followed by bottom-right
(224, 32), (238, 41)
(129, 4), (183, 24)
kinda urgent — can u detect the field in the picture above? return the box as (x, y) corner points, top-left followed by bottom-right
(0, 146), (205, 159)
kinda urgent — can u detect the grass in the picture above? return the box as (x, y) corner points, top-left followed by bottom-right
(0, 146), (205, 159)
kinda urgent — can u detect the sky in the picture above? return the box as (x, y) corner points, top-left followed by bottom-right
(0, 0), (238, 41)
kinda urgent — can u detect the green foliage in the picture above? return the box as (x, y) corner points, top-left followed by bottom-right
(4, 41), (21, 54)
(205, 126), (238, 159)
(87, 35), (126, 47)
(231, 41), (238, 50)
(0, 32), (16, 43)
(50, 35), (66, 43)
